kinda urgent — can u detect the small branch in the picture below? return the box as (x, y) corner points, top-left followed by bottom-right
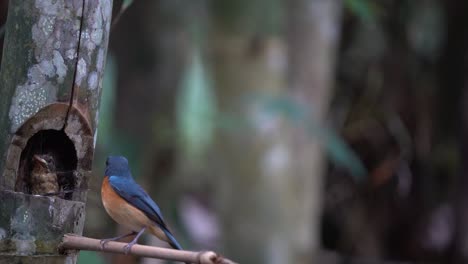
(60, 234), (237, 264)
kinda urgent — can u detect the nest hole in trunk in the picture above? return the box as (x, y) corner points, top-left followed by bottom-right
(16, 129), (78, 200)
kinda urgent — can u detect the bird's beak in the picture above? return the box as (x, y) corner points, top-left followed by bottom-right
(33, 155), (48, 167)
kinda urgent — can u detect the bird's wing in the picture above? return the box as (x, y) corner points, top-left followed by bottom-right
(108, 176), (167, 228)
(108, 176), (183, 249)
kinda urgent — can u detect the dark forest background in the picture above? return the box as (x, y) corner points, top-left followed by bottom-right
(2, 0), (468, 263)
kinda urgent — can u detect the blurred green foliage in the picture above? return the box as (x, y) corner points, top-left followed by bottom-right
(175, 43), (365, 177)
(77, 251), (105, 264)
(95, 54), (141, 176)
(254, 94), (367, 178)
(121, 0), (134, 10)
(344, 0), (378, 22)
(177, 47), (217, 159)
(96, 55), (117, 151)
(209, 0), (283, 34)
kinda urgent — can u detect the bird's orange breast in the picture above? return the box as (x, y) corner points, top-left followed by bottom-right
(101, 177), (169, 242)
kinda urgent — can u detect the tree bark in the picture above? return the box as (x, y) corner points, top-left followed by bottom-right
(0, 0), (112, 262)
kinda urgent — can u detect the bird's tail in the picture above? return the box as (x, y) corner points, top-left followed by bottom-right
(163, 229), (183, 250)
(163, 229), (190, 264)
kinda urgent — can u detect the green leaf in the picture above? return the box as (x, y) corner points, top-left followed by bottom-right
(177, 48), (217, 159)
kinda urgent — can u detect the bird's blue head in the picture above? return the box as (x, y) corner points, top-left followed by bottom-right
(105, 156), (131, 177)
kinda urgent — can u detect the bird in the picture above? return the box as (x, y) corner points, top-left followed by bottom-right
(101, 155), (184, 255)
(30, 154), (59, 195)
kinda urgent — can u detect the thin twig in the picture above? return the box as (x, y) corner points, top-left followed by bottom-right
(111, 0), (134, 31)
(60, 234), (238, 264)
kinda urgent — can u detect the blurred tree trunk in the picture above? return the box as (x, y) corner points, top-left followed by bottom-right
(286, 0), (342, 262)
(110, 0), (189, 176)
(85, 1), (190, 263)
(210, 32), (287, 264)
(210, 0), (341, 263)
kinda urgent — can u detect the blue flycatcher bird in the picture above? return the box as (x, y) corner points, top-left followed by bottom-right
(101, 156), (183, 254)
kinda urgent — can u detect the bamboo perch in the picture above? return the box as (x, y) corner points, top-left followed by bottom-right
(60, 234), (238, 264)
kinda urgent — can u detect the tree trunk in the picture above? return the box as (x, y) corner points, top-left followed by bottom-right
(286, 0), (342, 262)
(209, 0), (341, 263)
(0, 0), (112, 263)
(210, 32), (287, 264)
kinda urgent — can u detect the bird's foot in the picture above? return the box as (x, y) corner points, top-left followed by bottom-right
(122, 227), (146, 254)
(123, 242), (136, 255)
(99, 232), (136, 250)
(99, 239), (112, 250)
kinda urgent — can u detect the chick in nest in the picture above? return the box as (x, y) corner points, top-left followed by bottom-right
(31, 154), (59, 195)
